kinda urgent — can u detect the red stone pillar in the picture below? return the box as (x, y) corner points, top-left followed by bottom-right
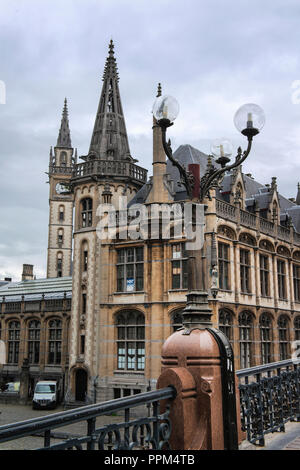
(157, 327), (242, 450)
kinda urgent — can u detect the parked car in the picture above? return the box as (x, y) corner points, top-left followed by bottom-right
(2, 382), (20, 393)
(32, 381), (58, 409)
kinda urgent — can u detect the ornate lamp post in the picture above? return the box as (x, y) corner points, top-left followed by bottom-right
(154, 95), (265, 449)
(152, 95), (265, 330)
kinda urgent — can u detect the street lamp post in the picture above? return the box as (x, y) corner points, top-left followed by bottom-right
(153, 95), (265, 331)
(154, 95), (265, 449)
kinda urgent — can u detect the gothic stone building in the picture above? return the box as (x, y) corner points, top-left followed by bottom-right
(1, 41), (300, 403)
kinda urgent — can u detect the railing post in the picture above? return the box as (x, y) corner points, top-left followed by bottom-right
(44, 429), (51, 448)
(87, 417), (96, 450)
(157, 328), (241, 450)
(256, 373), (265, 446)
(277, 366), (285, 433)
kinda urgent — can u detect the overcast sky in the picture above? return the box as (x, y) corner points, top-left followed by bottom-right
(1, 0), (300, 281)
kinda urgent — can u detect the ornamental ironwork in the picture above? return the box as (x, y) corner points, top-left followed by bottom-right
(0, 387), (176, 450)
(237, 359), (300, 446)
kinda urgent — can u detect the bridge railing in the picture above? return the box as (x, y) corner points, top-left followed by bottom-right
(0, 386), (176, 450)
(236, 359), (300, 446)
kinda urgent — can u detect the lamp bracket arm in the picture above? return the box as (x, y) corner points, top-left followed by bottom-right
(200, 137), (253, 202)
(161, 126), (194, 198)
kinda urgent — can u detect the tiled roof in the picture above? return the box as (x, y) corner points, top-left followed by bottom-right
(0, 277), (72, 302)
(128, 143), (300, 232)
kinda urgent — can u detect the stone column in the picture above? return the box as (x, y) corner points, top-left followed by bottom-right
(19, 358), (30, 405)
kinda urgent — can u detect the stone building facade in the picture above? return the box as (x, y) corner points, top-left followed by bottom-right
(1, 41), (300, 404)
(0, 273), (72, 399)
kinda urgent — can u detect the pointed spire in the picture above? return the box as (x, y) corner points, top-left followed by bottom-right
(156, 83), (162, 98)
(89, 41), (131, 160)
(296, 182), (300, 205)
(102, 39), (119, 82)
(56, 98), (72, 148)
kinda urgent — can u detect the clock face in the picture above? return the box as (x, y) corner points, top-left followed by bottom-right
(56, 182), (69, 194)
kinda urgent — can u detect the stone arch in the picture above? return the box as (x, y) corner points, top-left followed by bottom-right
(277, 245), (291, 257)
(292, 250), (300, 261)
(259, 239), (275, 252)
(217, 224), (236, 240)
(239, 232), (257, 246)
(168, 307), (184, 332)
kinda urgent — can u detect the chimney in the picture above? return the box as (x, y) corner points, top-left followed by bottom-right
(22, 264), (34, 281)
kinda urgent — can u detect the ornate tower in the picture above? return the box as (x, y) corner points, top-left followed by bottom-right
(47, 98), (75, 278)
(68, 41), (147, 402)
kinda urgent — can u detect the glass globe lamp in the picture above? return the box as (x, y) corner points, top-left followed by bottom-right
(152, 95), (179, 125)
(211, 138), (233, 167)
(234, 103), (265, 137)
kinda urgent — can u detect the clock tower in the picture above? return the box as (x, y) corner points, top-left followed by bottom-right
(47, 98), (75, 278)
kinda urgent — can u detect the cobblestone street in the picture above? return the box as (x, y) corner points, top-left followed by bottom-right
(1, 402), (300, 451)
(0, 403), (123, 450)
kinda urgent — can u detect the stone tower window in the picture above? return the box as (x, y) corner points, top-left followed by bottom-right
(239, 311), (253, 369)
(48, 319), (62, 365)
(82, 241), (88, 272)
(57, 252), (63, 277)
(116, 247), (144, 292)
(59, 205), (65, 222)
(293, 264), (300, 301)
(60, 151), (67, 167)
(219, 309), (233, 345)
(240, 249), (251, 294)
(278, 315), (289, 360)
(80, 198), (93, 228)
(259, 313), (272, 364)
(8, 321), (20, 364)
(260, 254), (270, 297)
(58, 228), (64, 246)
(171, 311), (183, 332)
(116, 311), (145, 371)
(294, 316), (300, 341)
(28, 320), (40, 364)
(277, 259), (286, 300)
(218, 243), (230, 290)
(171, 243), (188, 290)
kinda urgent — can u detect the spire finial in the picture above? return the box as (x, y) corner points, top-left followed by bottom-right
(109, 39), (114, 56)
(296, 182), (300, 205)
(156, 83), (162, 97)
(56, 98), (72, 148)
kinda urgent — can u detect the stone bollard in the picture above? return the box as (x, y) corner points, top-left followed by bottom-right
(157, 327), (242, 450)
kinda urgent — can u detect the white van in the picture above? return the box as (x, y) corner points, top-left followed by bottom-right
(32, 381), (58, 409)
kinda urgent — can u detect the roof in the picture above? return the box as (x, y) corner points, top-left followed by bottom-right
(0, 276), (72, 302)
(127, 143), (300, 232)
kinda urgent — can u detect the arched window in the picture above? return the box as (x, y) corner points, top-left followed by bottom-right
(60, 151), (67, 167)
(81, 198), (93, 228)
(219, 309), (233, 344)
(57, 252), (63, 277)
(239, 311), (253, 369)
(28, 320), (40, 364)
(48, 319), (62, 364)
(116, 311), (145, 371)
(8, 321), (20, 364)
(58, 228), (64, 246)
(259, 313), (272, 364)
(278, 315), (289, 360)
(82, 241), (88, 272)
(294, 316), (300, 341)
(171, 311), (183, 332)
(59, 205), (65, 222)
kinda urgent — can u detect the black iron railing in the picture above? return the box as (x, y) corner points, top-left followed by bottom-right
(237, 359), (300, 446)
(0, 387), (176, 450)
